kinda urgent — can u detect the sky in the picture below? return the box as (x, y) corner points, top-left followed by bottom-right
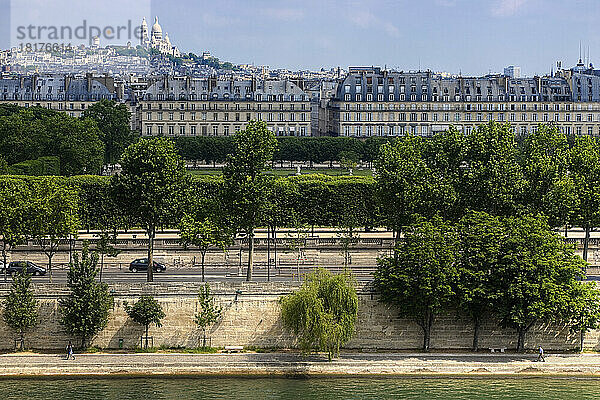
(2, 0), (600, 76)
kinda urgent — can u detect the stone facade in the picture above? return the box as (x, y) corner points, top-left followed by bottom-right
(0, 282), (598, 352)
(327, 65), (600, 137)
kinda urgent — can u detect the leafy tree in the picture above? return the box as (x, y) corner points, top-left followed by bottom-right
(60, 245), (114, 349)
(375, 135), (455, 245)
(455, 211), (503, 351)
(180, 215), (232, 282)
(94, 232), (121, 282)
(459, 122), (525, 215)
(3, 270), (37, 350)
(374, 217), (458, 352)
(82, 99), (135, 164)
(519, 125), (575, 227)
(112, 137), (186, 282)
(125, 295), (165, 349)
(223, 120), (277, 281)
(493, 215), (586, 352)
(195, 284), (222, 347)
(280, 268), (358, 361)
(339, 150), (359, 174)
(567, 282), (600, 352)
(48, 114), (104, 175)
(0, 107), (104, 175)
(29, 178), (79, 282)
(570, 136), (600, 261)
(0, 179), (30, 281)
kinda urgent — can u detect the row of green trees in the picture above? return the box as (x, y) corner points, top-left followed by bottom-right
(0, 101), (134, 175)
(173, 136), (392, 165)
(4, 121), (600, 284)
(3, 246), (223, 350)
(375, 123), (600, 261)
(372, 122), (600, 352)
(374, 213), (600, 352)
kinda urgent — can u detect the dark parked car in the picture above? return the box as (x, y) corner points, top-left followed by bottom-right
(7, 261), (47, 276)
(129, 258), (166, 273)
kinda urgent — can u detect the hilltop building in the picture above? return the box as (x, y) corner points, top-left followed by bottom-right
(140, 17), (181, 58)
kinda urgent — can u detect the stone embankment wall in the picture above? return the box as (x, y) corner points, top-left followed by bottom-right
(0, 281), (597, 351)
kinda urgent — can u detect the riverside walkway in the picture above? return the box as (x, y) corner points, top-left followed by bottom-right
(2, 352), (600, 376)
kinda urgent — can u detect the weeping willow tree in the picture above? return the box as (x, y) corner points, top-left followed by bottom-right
(280, 268), (358, 361)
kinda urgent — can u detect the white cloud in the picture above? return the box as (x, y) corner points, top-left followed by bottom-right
(491, 0), (527, 17)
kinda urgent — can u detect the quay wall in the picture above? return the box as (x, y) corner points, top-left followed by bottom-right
(0, 282), (597, 352)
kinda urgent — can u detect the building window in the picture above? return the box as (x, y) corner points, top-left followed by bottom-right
(168, 125), (174, 135)
(179, 125), (185, 135)
(169, 112), (174, 121)
(157, 125), (163, 135)
(147, 112), (152, 121)
(146, 125), (152, 135)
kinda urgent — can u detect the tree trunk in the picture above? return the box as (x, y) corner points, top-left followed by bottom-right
(202, 328), (207, 348)
(19, 330), (24, 351)
(145, 325), (149, 349)
(2, 241), (7, 282)
(421, 311), (434, 352)
(201, 250), (206, 282)
(48, 253), (53, 283)
(147, 227), (154, 283)
(274, 227), (278, 274)
(100, 252), (104, 282)
(267, 227), (271, 282)
(394, 229), (401, 262)
(583, 225), (591, 262)
(472, 315), (481, 352)
(246, 230), (254, 281)
(517, 326), (526, 352)
(580, 329), (586, 353)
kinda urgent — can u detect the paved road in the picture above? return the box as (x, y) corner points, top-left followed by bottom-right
(0, 265), (376, 284)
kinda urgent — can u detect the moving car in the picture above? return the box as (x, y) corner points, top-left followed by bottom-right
(129, 258), (166, 273)
(7, 261), (47, 276)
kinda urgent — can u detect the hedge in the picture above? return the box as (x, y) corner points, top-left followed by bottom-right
(172, 137), (394, 164)
(8, 156), (60, 176)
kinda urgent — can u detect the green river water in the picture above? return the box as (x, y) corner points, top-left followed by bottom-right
(1, 377), (599, 399)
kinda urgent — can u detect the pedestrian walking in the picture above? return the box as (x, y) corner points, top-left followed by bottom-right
(536, 346), (545, 362)
(66, 340), (75, 360)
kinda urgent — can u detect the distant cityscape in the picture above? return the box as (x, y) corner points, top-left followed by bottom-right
(2, 17), (600, 138)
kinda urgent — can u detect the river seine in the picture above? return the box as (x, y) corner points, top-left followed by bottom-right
(2, 376), (600, 399)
